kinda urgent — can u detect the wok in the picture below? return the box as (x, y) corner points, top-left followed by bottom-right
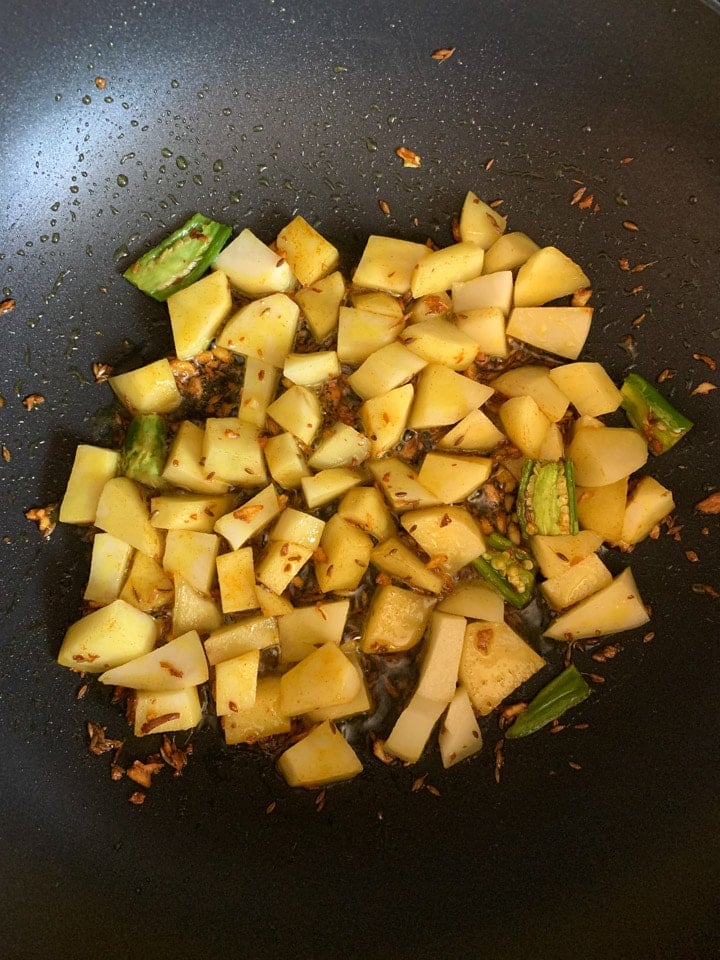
(2, 1), (719, 957)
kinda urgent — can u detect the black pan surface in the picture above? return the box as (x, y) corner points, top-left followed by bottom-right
(2, 2), (720, 958)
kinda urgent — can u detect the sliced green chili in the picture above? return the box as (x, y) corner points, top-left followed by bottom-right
(472, 532), (536, 609)
(505, 665), (591, 738)
(123, 213), (232, 301)
(517, 459), (578, 538)
(120, 414), (168, 489)
(620, 372), (693, 455)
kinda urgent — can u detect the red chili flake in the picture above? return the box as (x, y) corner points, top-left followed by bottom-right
(22, 393), (45, 411)
(577, 193), (594, 210)
(0, 297), (16, 315)
(396, 146), (421, 168)
(691, 381), (716, 396)
(619, 258), (631, 271)
(431, 47), (456, 61)
(696, 492), (720, 514)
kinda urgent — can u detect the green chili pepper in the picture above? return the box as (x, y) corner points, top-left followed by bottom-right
(472, 532), (537, 609)
(123, 213), (232, 301)
(620, 372), (693, 455)
(517, 459), (578, 538)
(505, 665), (591, 738)
(120, 414), (168, 489)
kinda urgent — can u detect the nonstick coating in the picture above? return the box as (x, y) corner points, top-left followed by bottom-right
(2, 2), (720, 958)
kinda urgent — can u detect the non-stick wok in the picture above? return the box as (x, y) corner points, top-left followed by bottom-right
(2, 1), (720, 957)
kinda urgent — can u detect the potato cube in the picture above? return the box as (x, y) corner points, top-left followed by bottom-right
(83, 533), (134, 605)
(134, 687), (203, 737)
(336, 306), (406, 365)
(301, 467), (365, 510)
(540, 553), (613, 611)
(214, 484), (281, 549)
(513, 246), (590, 307)
(410, 241), (485, 298)
(216, 547), (258, 614)
(506, 307), (593, 360)
(498, 395), (551, 459)
(171, 574), (223, 636)
(360, 585), (436, 654)
(95, 477), (164, 560)
(283, 350), (341, 387)
(452, 270), (513, 316)
(400, 317), (479, 370)
(366, 457), (442, 513)
(256, 541), (314, 595)
(529, 530), (603, 580)
(279, 643), (361, 715)
(620, 476), (675, 546)
(212, 227), (295, 297)
(350, 289), (405, 319)
(455, 306), (508, 359)
(163, 530), (219, 596)
(438, 686), (483, 768)
(337, 485), (396, 541)
(238, 358), (280, 429)
(162, 421), (231, 495)
(408, 364), (493, 430)
(277, 720), (363, 789)
(576, 479), (628, 544)
(204, 614), (279, 665)
(59, 445), (119, 525)
(360, 384), (414, 457)
(306, 644), (372, 723)
(222, 677), (291, 744)
(119, 551), (174, 613)
(217, 293), (299, 367)
(264, 432), (312, 490)
(98, 629), (209, 690)
(203, 418), (267, 487)
(267, 385), (322, 446)
(437, 579), (504, 623)
(458, 191), (507, 248)
(459, 620), (545, 715)
(277, 599), (350, 663)
(308, 421), (371, 471)
(401, 505), (485, 575)
(269, 508), (325, 548)
(58, 599), (158, 673)
(254, 583), (294, 618)
(348, 341), (428, 400)
(543, 567), (649, 641)
(416, 452), (492, 503)
(167, 269), (233, 360)
(548, 362), (623, 416)
(151, 493), (236, 533)
(295, 270), (345, 342)
(538, 423), (565, 461)
(109, 358), (181, 415)
(369, 537), (444, 594)
(568, 425), (648, 487)
(214, 649), (260, 716)
(415, 611), (467, 704)
(408, 292), (452, 324)
(437, 408), (506, 453)
(275, 215), (339, 287)
(384, 693), (445, 763)
(314, 515), (373, 593)
(352, 235), (431, 295)
(491, 366), (570, 422)
(483, 231), (539, 274)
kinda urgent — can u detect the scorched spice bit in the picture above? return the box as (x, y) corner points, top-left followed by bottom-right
(695, 492), (720, 514)
(0, 297), (16, 315)
(693, 353), (718, 372)
(430, 46), (456, 61)
(24, 503), (58, 538)
(691, 382), (716, 396)
(395, 146), (422, 168)
(92, 361), (113, 382)
(22, 393), (45, 411)
(87, 721), (124, 756)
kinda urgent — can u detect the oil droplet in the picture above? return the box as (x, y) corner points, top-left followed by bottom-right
(51, 233), (60, 244)
(86, 245), (93, 257)
(117, 174), (128, 187)
(113, 244), (129, 262)
(104, 96), (114, 103)
(50, 202), (60, 212)
(192, 174), (202, 186)
(213, 159), (223, 172)
(54, 93), (62, 102)
(176, 156), (188, 170)
(161, 147), (173, 158)
(387, 115), (396, 125)
(119, 152), (136, 164)
(222, 108), (231, 116)
(365, 138), (378, 152)
(229, 190), (242, 203)
(252, 124), (264, 133)
(82, 95), (92, 105)
(70, 185), (79, 194)
(171, 79), (180, 89)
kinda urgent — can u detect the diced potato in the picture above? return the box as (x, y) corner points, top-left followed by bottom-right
(267, 385), (322, 446)
(540, 553), (613, 611)
(417, 452), (492, 503)
(543, 567), (649, 641)
(437, 408), (506, 453)
(498, 395), (551, 459)
(400, 318), (479, 371)
(491, 366), (570, 422)
(277, 720), (363, 789)
(410, 241), (485, 298)
(548, 362), (623, 416)
(119, 551), (174, 613)
(337, 485), (396, 541)
(308, 421), (371, 471)
(513, 246), (590, 307)
(336, 306), (406, 365)
(109, 358), (181, 415)
(204, 614), (279, 665)
(134, 687), (203, 737)
(506, 307), (593, 360)
(162, 420), (231, 495)
(408, 364), (493, 430)
(295, 270), (346, 342)
(98, 629), (209, 690)
(438, 686), (483, 769)
(222, 677), (292, 744)
(254, 583), (294, 618)
(214, 484), (281, 549)
(171, 574), (223, 636)
(401, 505), (485, 574)
(238, 358), (280, 429)
(529, 530), (603, 580)
(277, 599), (350, 663)
(458, 192), (507, 248)
(568, 425), (648, 487)
(348, 341), (427, 400)
(576, 479), (628, 544)
(264, 432), (311, 490)
(275, 215), (339, 287)
(203, 418), (268, 487)
(167, 269), (233, 360)
(350, 290), (405, 319)
(306, 644), (372, 722)
(83, 533), (134, 605)
(217, 293), (299, 367)
(314, 514), (373, 592)
(95, 477), (164, 560)
(269, 508), (325, 549)
(360, 585), (436, 654)
(59, 445), (120, 525)
(459, 620), (545, 716)
(283, 350), (341, 386)
(408, 292), (452, 324)
(620, 476), (675, 546)
(455, 306), (508, 358)
(352, 235), (431, 295)
(415, 611), (467, 704)
(212, 227), (295, 297)
(360, 384), (414, 457)
(383, 693), (445, 763)
(436, 579), (504, 623)
(279, 643), (360, 715)
(483, 231), (540, 274)
(452, 270), (513, 316)
(537, 423), (565, 461)
(255, 540), (314, 595)
(216, 546), (258, 614)
(369, 537), (444, 594)
(301, 467), (365, 510)
(163, 529), (219, 596)
(366, 458), (442, 513)
(151, 493), (236, 532)
(58, 599), (158, 673)
(214, 649), (260, 715)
